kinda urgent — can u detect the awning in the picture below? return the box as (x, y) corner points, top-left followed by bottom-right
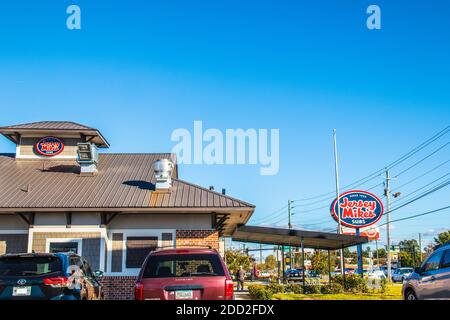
(232, 225), (369, 250)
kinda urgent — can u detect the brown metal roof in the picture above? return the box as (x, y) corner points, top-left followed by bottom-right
(0, 121), (94, 131)
(0, 153), (254, 211)
(0, 121), (110, 148)
(232, 225), (369, 250)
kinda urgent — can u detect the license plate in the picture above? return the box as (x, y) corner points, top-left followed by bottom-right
(175, 290), (193, 300)
(13, 286), (31, 297)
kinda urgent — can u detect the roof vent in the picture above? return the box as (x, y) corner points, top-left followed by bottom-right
(153, 159), (174, 190)
(76, 143), (99, 176)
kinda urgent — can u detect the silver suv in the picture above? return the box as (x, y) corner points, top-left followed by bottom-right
(403, 242), (450, 300)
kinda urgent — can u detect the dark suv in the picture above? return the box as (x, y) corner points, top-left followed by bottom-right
(0, 253), (103, 300)
(135, 248), (234, 300)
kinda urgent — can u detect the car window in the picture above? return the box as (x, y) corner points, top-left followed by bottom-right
(143, 254), (225, 279)
(0, 256), (62, 277)
(441, 250), (450, 269)
(422, 251), (444, 272)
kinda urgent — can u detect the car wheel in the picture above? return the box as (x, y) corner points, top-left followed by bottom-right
(405, 289), (417, 301)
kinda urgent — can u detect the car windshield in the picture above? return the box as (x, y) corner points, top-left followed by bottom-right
(143, 254), (225, 278)
(0, 256), (62, 277)
(401, 269), (413, 274)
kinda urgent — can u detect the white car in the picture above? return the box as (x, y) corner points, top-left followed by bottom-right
(392, 268), (414, 283)
(368, 270), (387, 280)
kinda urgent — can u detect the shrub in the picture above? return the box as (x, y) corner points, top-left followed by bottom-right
(332, 274), (368, 293)
(303, 285), (321, 294)
(320, 282), (344, 294)
(285, 283), (303, 294)
(266, 283), (284, 294)
(248, 284), (274, 300)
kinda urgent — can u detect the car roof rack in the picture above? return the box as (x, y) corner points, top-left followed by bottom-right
(153, 245), (216, 252)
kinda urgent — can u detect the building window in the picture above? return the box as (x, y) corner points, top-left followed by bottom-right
(47, 240), (81, 255)
(125, 237), (158, 269)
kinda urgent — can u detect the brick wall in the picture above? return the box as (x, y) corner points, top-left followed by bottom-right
(101, 276), (136, 300)
(176, 230), (219, 250)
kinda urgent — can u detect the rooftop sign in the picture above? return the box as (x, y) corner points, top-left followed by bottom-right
(35, 136), (64, 157)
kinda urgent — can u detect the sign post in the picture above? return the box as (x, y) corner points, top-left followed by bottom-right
(356, 228), (363, 277)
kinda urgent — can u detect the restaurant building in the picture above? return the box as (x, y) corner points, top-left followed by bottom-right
(0, 121), (255, 299)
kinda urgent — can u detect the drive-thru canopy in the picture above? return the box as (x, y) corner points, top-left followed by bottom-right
(232, 225), (368, 250)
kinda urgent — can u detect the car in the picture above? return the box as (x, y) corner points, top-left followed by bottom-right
(285, 269), (304, 282)
(368, 270), (387, 280)
(134, 248), (234, 300)
(0, 253), (103, 300)
(258, 271), (271, 278)
(403, 241), (450, 300)
(392, 268), (414, 283)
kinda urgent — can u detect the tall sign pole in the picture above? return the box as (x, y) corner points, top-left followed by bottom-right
(333, 129), (345, 276)
(385, 169), (392, 282)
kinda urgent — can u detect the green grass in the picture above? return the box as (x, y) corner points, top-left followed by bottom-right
(273, 284), (403, 301)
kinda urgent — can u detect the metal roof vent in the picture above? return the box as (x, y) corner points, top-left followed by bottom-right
(153, 159), (174, 190)
(76, 143), (99, 176)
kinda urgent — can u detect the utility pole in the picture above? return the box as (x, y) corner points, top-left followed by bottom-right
(333, 130), (345, 276)
(385, 169), (392, 282)
(288, 200), (292, 270)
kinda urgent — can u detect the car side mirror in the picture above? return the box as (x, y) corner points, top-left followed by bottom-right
(94, 270), (104, 278)
(414, 267), (422, 275)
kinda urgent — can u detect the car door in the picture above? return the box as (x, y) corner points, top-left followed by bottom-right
(417, 250), (444, 300)
(82, 259), (101, 300)
(437, 249), (450, 299)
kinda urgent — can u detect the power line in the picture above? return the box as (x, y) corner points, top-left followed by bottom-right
(393, 159), (450, 191)
(392, 172), (450, 205)
(293, 126), (449, 202)
(381, 205), (450, 227)
(394, 142), (449, 178)
(389, 178), (450, 214)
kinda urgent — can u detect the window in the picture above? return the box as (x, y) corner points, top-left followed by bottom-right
(126, 237), (158, 269)
(0, 256), (62, 277)
(422, 251), (444, 272)
(49, 242), (79, 254)
(442, 250), (450, 269)
(143, 254), (225, 279)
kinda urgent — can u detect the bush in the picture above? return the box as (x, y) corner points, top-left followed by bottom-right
(303, 285), (321, 294)
(320, 283), (344, 294)
(332, 274), (368, 293)
(266, 283), (285, 294)
(248, 284), (274, 300)
(285, 283), (303, 294)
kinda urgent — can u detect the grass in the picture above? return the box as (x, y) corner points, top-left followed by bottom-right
(273, 284), (403, 301)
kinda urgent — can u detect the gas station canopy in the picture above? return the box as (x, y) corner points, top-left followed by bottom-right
(232, 225), (369, 250)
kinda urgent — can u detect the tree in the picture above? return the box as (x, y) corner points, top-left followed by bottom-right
(311, 250), (332, 275)
(433, 230), (450, 249)
(225, 250), (251, 275)
(264, 255), (277, 270)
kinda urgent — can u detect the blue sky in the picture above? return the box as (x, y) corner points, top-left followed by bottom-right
(0, 1), (449, 249)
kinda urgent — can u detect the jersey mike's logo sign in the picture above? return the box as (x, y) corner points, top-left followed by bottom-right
(331, 190), (384, 229)
(36, 137), (64, 156)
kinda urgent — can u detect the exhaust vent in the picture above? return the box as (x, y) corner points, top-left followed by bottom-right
(153, 159), (174, 191)
(76, 143), (99, 176)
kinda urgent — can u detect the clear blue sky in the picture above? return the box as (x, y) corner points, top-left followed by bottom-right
(0, 1), (449, 249)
